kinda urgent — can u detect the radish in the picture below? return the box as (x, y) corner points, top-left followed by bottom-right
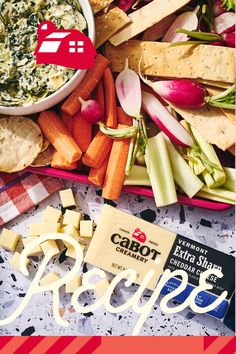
(222, 31), (235, 47)
(142, 91), (194, 148)
(214, 12), (235, 34)
(162, 6), (199, 43)
(117, 0), (135, 12)
(139, 72), (207, 109)
(213, 0), (227, 16)
(116, 59), (142, 118)
(79, 97), (103, 123)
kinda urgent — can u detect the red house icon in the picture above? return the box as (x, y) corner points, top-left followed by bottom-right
(34, 21), (96, 69)
(132, 228), (147, 243)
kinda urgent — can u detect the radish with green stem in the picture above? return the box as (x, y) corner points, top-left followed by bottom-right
(162, 6), (200, 42)
(79, 97), (103, 123)
(142, 91), (194, 148)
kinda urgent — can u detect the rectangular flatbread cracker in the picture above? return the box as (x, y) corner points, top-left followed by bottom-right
(198, 80), (231, 89)
(170, 105), (235, 151)
(109, 0), (190, 46)
(105, 41), (235, 83)
(89, 0), (113, 14)
(95, 7), (131, 49)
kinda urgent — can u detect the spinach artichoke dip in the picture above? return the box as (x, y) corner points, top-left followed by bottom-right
(0, 0), (87, 106)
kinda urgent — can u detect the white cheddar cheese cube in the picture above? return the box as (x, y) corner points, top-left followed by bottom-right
(43, 206), (62, 223)
(9, 252), (30, 272)
(40, 221), (60, 235)
(63, 210), (81, 228)
(28, 223), (41, 236)
(95, 279), (110, 297)
(59, 189), (75, 208)
(22, 237), (42, 256)
(0, 228), (20, 252)
(80, 220), (93, 238)
(39, 272), (60, 286)
(66, 244), (86, 259)
(60, 225), (79, 247)
(41, 240), (60, 256)
(65, 275), (82, 293)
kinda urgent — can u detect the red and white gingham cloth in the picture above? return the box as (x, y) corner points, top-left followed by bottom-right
(0, 172), (63, 226)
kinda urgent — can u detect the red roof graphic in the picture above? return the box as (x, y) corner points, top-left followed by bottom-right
(34, 21), (96, 69)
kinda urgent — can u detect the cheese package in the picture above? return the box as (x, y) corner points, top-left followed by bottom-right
(0, 228), (20, 252)
(85, 206), (235, 319)
(85, 205), (176, 290)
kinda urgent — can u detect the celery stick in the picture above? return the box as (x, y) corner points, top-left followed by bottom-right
(201, 185), (235, 202)
(190, 126), (226, 187)
(224, 167), (235, 182)
(124, 165), (151, 186)
(165, 137), (203, 198)
(222, 167), (235, 192)
(145, 133), (177, 207)
(196, 191), (235, 205)
(202, 169), (215, 187)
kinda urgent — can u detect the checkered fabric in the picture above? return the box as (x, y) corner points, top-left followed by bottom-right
(0, 172), (63, 226)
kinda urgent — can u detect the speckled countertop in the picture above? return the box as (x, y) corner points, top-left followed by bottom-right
(0, 180), (235, 336)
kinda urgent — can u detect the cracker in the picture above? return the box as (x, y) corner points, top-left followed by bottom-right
(89, 0), (113, 14)
(109, 0), (190, 46)
(170, 105), (235, 151)
(105, 41), (235, 83)
(31, 145), (54, 167)
(0, 116), (43, 172)
(95, 7), (131, 48)
(198, 79), (231, 89)
(41, 135), (50, 152)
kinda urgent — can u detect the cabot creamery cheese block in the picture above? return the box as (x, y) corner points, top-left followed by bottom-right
(85, 205), (176, 290)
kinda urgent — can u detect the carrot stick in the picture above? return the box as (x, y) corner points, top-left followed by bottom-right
(93, 79), (105, 118)
(38, 111), (82, 163)
(88, 156), (109, 186)
(117, 107), (133, 126)
(51, 150), (78, 171)
(103, 68), (117, 128)
(73, 112), (92, 152)
(82, 131), (113, 168)
(61, 112), (74, 134)
(102, 124), (130, 200)
(61, 54), (110, 116)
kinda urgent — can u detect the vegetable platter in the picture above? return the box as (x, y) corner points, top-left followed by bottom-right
(0, 0), (235, 210)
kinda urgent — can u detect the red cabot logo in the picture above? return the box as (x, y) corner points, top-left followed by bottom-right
(132, 228), (147, 243)
(34, 21), (96, 69)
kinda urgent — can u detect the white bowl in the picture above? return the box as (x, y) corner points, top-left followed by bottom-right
(0, 0), (95, 116)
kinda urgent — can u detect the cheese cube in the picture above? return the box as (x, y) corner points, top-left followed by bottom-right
(40, 221), (60, 235)
(63, 210), (81, 228)
(66, 244), (86, 259)
(80, 220), (93, 238)
(22, 237), (42, 256)
(28, 223), (41, 236)
(65, 275), (82, 293)
(0, 228), (20, 252)
(9, 252), (30, 272)
(95, 279), (110, 297)
(41, 240), (60, 256)
(39, 272), (60, 286)
(43, 206), (62, 223)
(59, 189), (75, 208)
(60, 225), (79, 247)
